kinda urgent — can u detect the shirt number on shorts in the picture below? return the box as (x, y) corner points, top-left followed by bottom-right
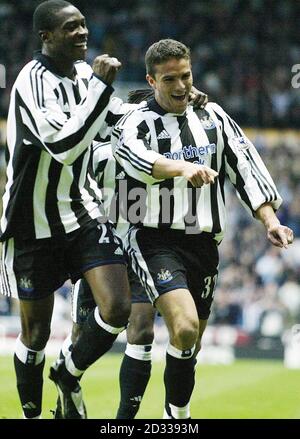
(201, 274), (218, 299)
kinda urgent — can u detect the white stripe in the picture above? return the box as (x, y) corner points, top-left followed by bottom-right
(33, 152), (52, 238)
(71, 281), (80, 324)
(0, 239), (18, 298)
(56, 161), (79, 235)
(94, 308), (126, 334)
(125, 227), (158, 303)
(169, 403), (190, 419)
(65, 352), (84, 377)
(15, 334), (45, 365)
(125, 343), (152, 361)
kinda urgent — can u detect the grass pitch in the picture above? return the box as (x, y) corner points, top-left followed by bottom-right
(0, 354), (299, 419)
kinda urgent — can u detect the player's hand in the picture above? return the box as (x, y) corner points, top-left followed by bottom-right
(188, 86), (208, 110)
(92, 54), (122, 85)
(267, 224), (294, 249)
(181, 163), (218, 187)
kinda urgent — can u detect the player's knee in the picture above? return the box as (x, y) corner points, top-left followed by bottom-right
(127, 324), (154, 345)
(172, 319), (199, 350)
(21, 323), (51, 350)
(101, 298), (131, 327)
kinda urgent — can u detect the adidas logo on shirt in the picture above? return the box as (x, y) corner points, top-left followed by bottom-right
(157, 129), (171, 140)
(115, 171), (126, 180)
(114, 247), (123, 255)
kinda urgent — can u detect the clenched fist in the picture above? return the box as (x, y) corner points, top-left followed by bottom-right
(92, 54), (122, 85)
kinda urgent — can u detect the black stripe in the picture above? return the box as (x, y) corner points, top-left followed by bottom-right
(242, 150), (270, 201)
(35, 65), (42, 109)
(45, 159), (65, 235)
(15, 90), (46, 149)
(81, 78), (88, 89)
(46, 118), (61, 130)
(115, 149), (152, 175)
(44, 86), (112, 154)
(137, 120), (150, 140)
(40, 68), (46, 109)
(69, 152), (91, 227)
(105, 111), (123, 128)
(245, 149), (277, 201)
(200, 109), (221, 234)
(176, 115), (201, 231)
(128, 232), (155, 301)
(59, 83), (71, 118)
(72, 83), (81, 105)
(113, 162), (123, 225)
(154, 118), (174, 229)
(53, 87), (60, 99)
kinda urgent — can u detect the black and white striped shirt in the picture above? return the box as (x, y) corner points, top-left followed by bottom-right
(92, 141), (130, 240)
(0, 52), (129, 241)
(112, 98), (282, 242)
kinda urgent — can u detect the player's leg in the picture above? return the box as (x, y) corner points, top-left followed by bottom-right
(155, 288), (199, 419)
(51, 279), (95, 418)
(14, 296), (54, 419)
(126, 226), (200, 418)
(0, 237), (63, 419)
(49, 221), (131, 418)
(116, 301), (156, 419)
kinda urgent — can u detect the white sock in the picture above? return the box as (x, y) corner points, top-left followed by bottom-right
(125, 343), (152, 361)
(15, 334), (45, 366)
(169, 402), (190, 419)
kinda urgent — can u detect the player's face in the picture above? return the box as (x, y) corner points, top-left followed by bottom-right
(146, 57), (193, 114)
(45, 6), (88, 61)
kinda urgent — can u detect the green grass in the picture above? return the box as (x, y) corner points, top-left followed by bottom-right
(0, 355), (300, 419)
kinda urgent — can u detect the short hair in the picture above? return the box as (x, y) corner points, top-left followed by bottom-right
(145, 39), (191, 77)
(33, 0), (72, 33)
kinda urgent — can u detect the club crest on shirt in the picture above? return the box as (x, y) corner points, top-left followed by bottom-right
(200, 115), (216, 130)
(229, 136), (251, 151)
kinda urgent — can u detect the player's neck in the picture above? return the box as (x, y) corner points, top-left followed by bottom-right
(41, 48), (76, 80)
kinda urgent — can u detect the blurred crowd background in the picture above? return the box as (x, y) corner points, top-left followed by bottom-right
(1, 0), (300, 126)
(0, 0), (299, 357)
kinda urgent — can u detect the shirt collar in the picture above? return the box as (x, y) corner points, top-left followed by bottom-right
(147, 97), (187, 117)
(33, 50), (76, 79)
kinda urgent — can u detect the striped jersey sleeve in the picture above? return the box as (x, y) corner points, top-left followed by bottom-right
(209, 102), (282, 215)
(91, 141), (129, 239)
(97, 98), (138, 142)
(111, 107), (162, 185)
(13, 61), (114, 165)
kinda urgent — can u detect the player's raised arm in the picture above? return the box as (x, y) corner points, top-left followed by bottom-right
(15, 55), (121, 165)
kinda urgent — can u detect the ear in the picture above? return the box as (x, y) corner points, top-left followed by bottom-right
(146, 73), (156, 89)
(39, 30), (51, 43)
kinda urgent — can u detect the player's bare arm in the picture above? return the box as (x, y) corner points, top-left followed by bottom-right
(92, 54), (122, 85)
(255, 202), (294, 248)
(152, 156), (218, 187)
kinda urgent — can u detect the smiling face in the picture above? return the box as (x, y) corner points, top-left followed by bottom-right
(146, 57), (193, 114)
(41, 5), (88, 62)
